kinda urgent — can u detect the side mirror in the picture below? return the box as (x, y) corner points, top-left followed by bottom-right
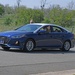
(38, 30), (47, 34)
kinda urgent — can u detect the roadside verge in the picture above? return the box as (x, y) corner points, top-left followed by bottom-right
(30, 69), (75, 75)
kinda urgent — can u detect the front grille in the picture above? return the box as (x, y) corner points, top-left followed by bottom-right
(0, 36), (10, 44)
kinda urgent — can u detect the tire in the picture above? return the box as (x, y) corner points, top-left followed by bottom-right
(24, 39), (35, 52)
(61, 41), (71, 51)
(2, 47), (10, 50)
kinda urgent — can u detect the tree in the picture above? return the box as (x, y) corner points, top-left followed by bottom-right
(42, 4), (75, 27)
(17, 0), (21, 8)
(0, 4), (5, 15)
(40, 0), (47, 10)
(61, 9), (74, 27)
(32, 9), (44, 23)
(67, 0), (75, 10)
(15, 6), (44, 25)
(4, 4), (14, 14)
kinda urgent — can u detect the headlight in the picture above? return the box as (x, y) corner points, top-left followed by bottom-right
(11, 34), (26, 38)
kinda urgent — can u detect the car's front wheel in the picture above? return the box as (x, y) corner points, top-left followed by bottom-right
(2, 47), (10, 50)
(24, 39), (35, 52)
(61, 41), (71, 51)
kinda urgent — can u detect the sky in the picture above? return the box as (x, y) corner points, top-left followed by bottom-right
(0, 0), (74, 8)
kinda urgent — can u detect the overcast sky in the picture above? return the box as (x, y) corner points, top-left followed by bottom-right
(0, 0), (74, 8)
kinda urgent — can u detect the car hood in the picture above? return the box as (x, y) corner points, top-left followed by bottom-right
(0, 30), (32, 37)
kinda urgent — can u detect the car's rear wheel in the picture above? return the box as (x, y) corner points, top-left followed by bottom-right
(24, 39), (35, 52)
(2, 47), (10, 50)
(61, 41), (71, 51)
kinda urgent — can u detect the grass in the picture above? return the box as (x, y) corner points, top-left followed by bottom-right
(0, 24), (21, 32)
(0, 25), (15, 32)
(66, 26), (75, 34)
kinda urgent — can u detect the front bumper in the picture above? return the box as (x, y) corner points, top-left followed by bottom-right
(0, 36), (26, 49)
(0, 43), (22, 48)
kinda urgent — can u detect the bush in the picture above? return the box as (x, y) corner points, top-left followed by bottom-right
(4, 18), (12, 25)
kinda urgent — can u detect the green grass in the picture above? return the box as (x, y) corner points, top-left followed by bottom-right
(66, 26), (75, 33)
(0, 24), (21, 32)
(0, 25), (16, 32)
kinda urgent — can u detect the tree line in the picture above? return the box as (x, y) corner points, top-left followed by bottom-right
(0, 3), (75, 27)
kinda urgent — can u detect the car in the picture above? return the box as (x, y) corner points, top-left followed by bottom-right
(0, 23), (74, 52)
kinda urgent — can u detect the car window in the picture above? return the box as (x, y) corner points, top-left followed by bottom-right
(52, 26), (63, 32)
(39, 26), (51, 33)
(16, 25), (41, 32)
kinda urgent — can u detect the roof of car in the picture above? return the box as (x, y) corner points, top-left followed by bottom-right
(29, 23), (63, 28)
(29, 23), (55, 26)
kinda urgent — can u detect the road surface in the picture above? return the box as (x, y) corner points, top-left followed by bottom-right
(0, 48), (75, 75)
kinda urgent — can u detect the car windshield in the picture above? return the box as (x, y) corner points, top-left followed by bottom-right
(16, 24), (41, 32)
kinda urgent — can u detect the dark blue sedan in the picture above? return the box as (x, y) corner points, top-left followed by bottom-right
(0, 23), (74, 52)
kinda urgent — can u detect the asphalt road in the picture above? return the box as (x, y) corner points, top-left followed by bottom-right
(0, 48), (75, 75)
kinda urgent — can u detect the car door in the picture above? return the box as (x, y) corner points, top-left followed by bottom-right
(50, 26), (65, 47)
(36, 25), (53, 47)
